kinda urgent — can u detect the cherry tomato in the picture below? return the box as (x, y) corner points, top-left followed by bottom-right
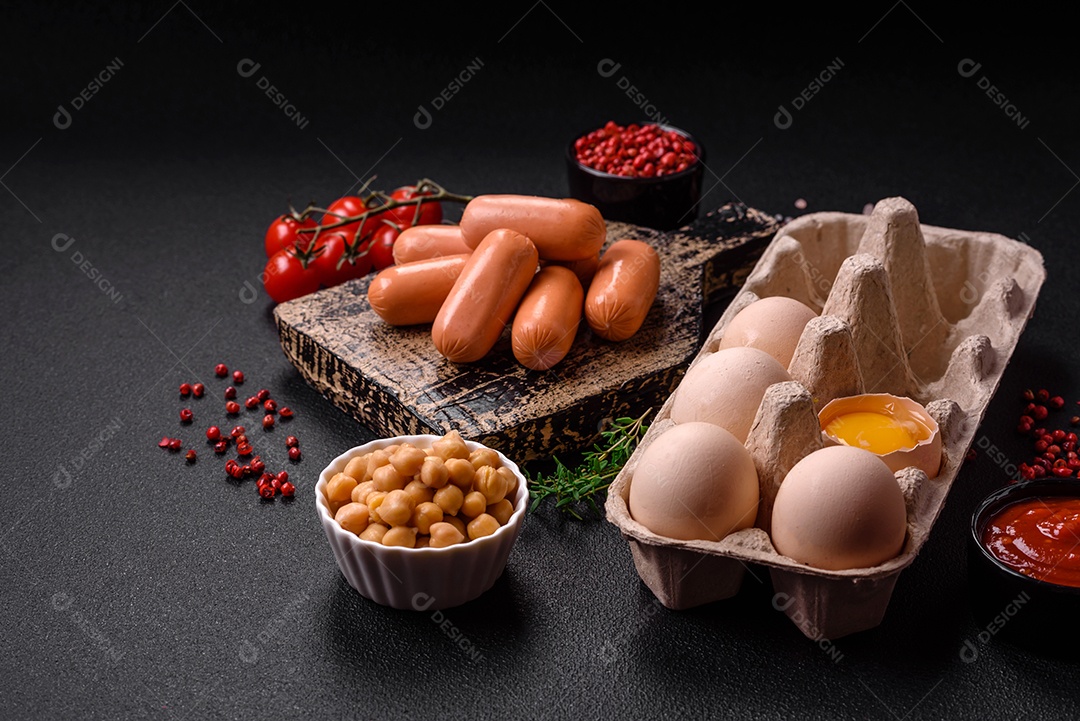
(263, 247), (320, 303)
(310, 232), (372, 287)
(265, 214), (317, 258)
(386, 186), (442, 227)
(321, 196), (382, 245)
(369, 225), (400, 270)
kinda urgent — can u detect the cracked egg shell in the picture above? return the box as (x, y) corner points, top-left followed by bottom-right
(670, 347), (791, 443)
(629, 422), (759, 542)
(818, 394), (942, 479)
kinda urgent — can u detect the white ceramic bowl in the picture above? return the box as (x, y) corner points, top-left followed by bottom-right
(316, 434), (528, 610)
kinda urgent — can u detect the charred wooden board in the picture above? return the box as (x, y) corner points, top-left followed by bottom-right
(274, 204), (778, 461)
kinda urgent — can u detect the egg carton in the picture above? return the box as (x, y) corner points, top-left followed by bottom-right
(605, 197), (1046, 640)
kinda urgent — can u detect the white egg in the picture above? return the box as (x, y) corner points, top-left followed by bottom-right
(718, 296), (818, 368)
(670, 347), (791, 442)
(771, 445), (907, 571)
(629, 422), (759, 541)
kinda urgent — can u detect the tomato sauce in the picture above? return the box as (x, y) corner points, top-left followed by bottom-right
(982, 497), (1080, 588)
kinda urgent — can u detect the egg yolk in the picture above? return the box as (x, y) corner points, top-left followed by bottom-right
(824, 411), (925, 454)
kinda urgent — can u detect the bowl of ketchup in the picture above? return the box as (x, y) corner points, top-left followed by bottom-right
(969, 479), (1080, 651)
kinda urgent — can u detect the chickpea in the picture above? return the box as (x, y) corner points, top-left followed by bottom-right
(431, 430), (470, 460)
(487, 499), (515, 526)
(351, 480), (377, 505)
(420, 457), (450, 489)
(474, 466), (509, 505)
(414, 535), (431, 549)
(497, 466), (520, 498)
(366, 449), (392, 478)
(382, 526), (417, 548)
(373, 464), (407, 492)
(334, 503), (369, 534)
(429, 521), (465, 548)
(433, 485), (464, 516)
(390, 445), (427, 477)
(325, 473), (358, 505)
(383, 444), (400, 455)
(366, 491), (388, 524)
(359, 523), (388, 543)
(412, 502), (444, 534)
(444, 515), (467, 537)
(378, 489), (415, 527)
(343, 453), (371, 483)
(469, 447), (501, 471)
(445, 458), (475, 491)
(404, 479), (434, 507)
(467, 513), (501, 540)
(461, 491), (487, 519)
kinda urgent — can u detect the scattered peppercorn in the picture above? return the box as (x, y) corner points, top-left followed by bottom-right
(215, 363), (228, 378)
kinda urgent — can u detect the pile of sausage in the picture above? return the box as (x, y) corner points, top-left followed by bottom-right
(367, 194), (661, 371)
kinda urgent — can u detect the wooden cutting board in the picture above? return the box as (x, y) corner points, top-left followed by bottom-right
(274, 203), (778, 461)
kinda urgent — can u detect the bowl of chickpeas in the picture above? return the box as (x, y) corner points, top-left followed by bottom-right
(316, 430), (528, 610)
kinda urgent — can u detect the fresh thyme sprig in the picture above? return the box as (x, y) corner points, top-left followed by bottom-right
(527, 410), (651, 519)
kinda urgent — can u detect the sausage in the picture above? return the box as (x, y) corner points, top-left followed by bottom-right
(460, 195), (606, 261)
(511, 266), (584, 371)
(392, 225), (472, 265)
(367, 254), (471, 326)
(432, 229), (539, 363)
(542, 254), (599, 289)
(585, 239), (661, 341)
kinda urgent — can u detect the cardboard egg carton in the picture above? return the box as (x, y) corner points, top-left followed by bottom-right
(605, 197), (1046, 640)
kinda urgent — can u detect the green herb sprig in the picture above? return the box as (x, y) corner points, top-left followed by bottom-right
(527, 410), (651, 519)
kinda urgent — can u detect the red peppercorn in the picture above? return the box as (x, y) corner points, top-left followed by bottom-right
(230, 425), (246, 438)
(1037, 389), (1050, 402)
(280, 481), (295, 497)
(1033, 406), (1049, 420)
(226, 401), (240, 415)
(276, 471), (289, 483)
(1020, 466), (1036, 480)
(257, 389), (270, 402)
(258, 473), (274, 485)
(225, 459), (239, 474)
(259, 483), (276, 499)
(285, 435), (299, 448)
(168, 438), (182, 451)
(288, 446), (302, 461)
(1022, 389), (1035, 401)
(262, 414), (275, 429)
(263, 399), (277, 413)
(279, 407), (294, 418)
(192, 383), (205, 398)
(185, 449), (197, 463)
(158, 436), (172, 448)
(1049, 444), (1062, 456)
(1033, 464), (1047, 478)
(232, 370), (245, 384)
(206, 426), (221, 441)
(214, 440), (228, 454)
(241, 464), (252, 477)
(1053, 466), (1074, 477)
(180, 383), (192, 397)
(180, 408), (193, 423)
(1019, 415), (1034, 426)
(251, 456), (265, 475)
(1053, 429), (1067, 442)
(245, 396), (259, 410)
(1050, 396), (1065, 410)
(1035, 440), (1049, 453)
(237, 442), (253, 457)
(215, 363), (228, 378)
(235, 434), (249, 445)
(1017, 422), (1033, 435)
(1069, 433), (1079, 443)
(1043, 452), (1057, 462)
(225, 386), (237, 400)
(271, 478), (282, 491)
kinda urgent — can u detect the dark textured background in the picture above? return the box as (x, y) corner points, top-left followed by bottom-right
(3, 4), (1078, 719)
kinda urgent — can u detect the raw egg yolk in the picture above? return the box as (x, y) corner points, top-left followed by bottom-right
(824, 411), (925, 454)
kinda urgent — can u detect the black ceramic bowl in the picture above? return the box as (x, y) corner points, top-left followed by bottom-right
(968, 479), (1080, 653)
(566, 123), (706, 231)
